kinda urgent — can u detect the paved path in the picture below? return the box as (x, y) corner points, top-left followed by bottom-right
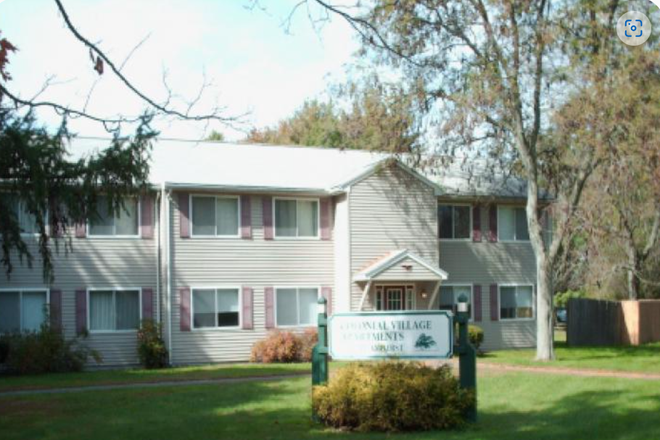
(0, 372), (310, 398)
(476, 361), (660, 380)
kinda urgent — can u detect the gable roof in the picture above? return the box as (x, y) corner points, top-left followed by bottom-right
(66, 137), (533, 198)
(353, 249), (448, 282)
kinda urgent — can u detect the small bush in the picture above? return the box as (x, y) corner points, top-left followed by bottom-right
(0, 323), (101, 375)
(251, 329), (318, 363)
(137, 319), (169, 369)
(468, 325), (484, 352)
(313, 361), (474, 432)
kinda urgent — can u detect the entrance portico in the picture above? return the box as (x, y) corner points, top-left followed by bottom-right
(353, 249), (448, 311)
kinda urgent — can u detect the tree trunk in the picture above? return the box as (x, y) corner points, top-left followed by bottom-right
(535, 257), (555, 361)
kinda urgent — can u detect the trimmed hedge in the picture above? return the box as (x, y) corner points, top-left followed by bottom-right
(312, 361), (474, 432)
(250, 328), (318, 363)
(468, 325), (484, 352)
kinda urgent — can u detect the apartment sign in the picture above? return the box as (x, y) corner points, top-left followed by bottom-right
(328, 311), (453, 360)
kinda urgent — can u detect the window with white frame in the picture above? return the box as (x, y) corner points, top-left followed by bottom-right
(438, 205), (471, 239)
(275, 287), (318, 326)
(89, 289), (141, 331)
(500, 285), (534, 320)
(2, 194), (39, 234)
(191, 195), (240, 237)
(274, 199), (319, 238)
(439, 285), (473, 318)
(192, 288), (240, 328)
(498, 206), (529, 241)
(0, 289), (48, 333)
(375, 285), (415, 311)
(89, 196), (139, 237)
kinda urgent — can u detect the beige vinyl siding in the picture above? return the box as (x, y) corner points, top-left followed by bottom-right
(333, 194), (351, 313)
(0, 196), (159, 366)
(439, 203), (537, 350)
(169, 191), (334, 365)
(349, 166), (439, 311)
(375, 257), (440, 281)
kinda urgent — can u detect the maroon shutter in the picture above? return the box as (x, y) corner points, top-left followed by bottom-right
(488, 205), (498, 242)
(179, 192), (190, 239)
(142, 288), (154, 321)
(75, 289), (87, 334)
(264, 287), (275, 328)
(320, 199), (331, 240)
(140, 195), (154, 239)
(490, 284), (499, 321)
(75, 223), (86, 238)
(473, 205), (482, 242)
(262, 196), (274, 240)
(241, 196), (252, 239)
(473, 285), (482, 322)
(242, 287), (254, 330)
(49, 289), (62, 330)
(180, 287), (191, 331)
(322, 286), (333, 316)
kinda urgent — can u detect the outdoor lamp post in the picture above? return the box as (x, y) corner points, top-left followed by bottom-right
(311, 296), (329, 422)
(456, 293), (477, 422)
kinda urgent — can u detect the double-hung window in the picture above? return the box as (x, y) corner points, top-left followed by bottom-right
(89, 289), (141, 332)
(192, 288), (240, 328)
(89, 196), (139, 237)
(191, 195), (240, 237)
(498, 206), (529, 241)
(0, 289), (48, 333)
(275, 287), (318, 326)
(439, 285), (473, 319)
(274, 199), (319, 238)
(438, 205), (471, 239)
(499, 285), (534, 320)
(3, 195), (39, 234)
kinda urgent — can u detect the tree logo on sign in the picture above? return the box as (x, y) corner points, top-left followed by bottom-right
(415, 334), (437, 350)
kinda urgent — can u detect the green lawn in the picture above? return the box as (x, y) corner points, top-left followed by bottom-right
(0, 363), (311, 393)
(1, 371), (658, 440)
(483, 331), (660, 374)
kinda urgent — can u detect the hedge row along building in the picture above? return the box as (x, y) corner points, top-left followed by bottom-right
(0, 140), (544, 366)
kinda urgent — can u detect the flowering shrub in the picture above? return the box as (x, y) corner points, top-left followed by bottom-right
(250, 329), (318, 363)
(137, 319), (168, 369)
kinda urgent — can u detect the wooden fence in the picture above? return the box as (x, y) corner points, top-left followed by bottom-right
(567, 298), (660, 346)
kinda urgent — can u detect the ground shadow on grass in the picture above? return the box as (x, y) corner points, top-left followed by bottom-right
(2, 376), (660, 440)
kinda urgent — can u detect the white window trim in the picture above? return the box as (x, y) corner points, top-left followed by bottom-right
(438, 203), (473, 241)
(273, 197), (321, 240)
(498, 284), (536, 321)
(190, 285), (242, 331)
(87, 198), (142, 239)
(374, 284), (416, 311)
(274, 285), (321, 328)
(189, 194), (241, 238)
(87, 287), (143, 334)
(439, 284), (474, 321)
(497, 205), (530, 243)
(0, 288), (50, 332)
(2, 194), (48, 237)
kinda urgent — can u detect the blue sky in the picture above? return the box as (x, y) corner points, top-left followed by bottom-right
(0, 0), (358, 140)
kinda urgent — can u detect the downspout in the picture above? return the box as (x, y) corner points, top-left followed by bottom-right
(165, 186), (174, 365)
(155, 189), (161, 324)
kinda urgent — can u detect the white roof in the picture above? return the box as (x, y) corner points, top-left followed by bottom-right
(353, 249), (448, 282)
(67, 137), (533, 198)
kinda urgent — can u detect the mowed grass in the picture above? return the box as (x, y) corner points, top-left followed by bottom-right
(483, 330), (660, 374)
(0, 363), (311, 393)
(1, 371), (659, 440)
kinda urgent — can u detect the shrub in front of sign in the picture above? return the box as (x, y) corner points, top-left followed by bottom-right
(250, 329), (318, 363)
(468, 325), (484, 353)
(312, 361), (474, 432)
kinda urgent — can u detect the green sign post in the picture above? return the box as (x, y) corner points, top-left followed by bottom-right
(311, 295), (477, 422)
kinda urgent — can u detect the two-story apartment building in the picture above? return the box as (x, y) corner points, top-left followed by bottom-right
(0, 140), (538, 366)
